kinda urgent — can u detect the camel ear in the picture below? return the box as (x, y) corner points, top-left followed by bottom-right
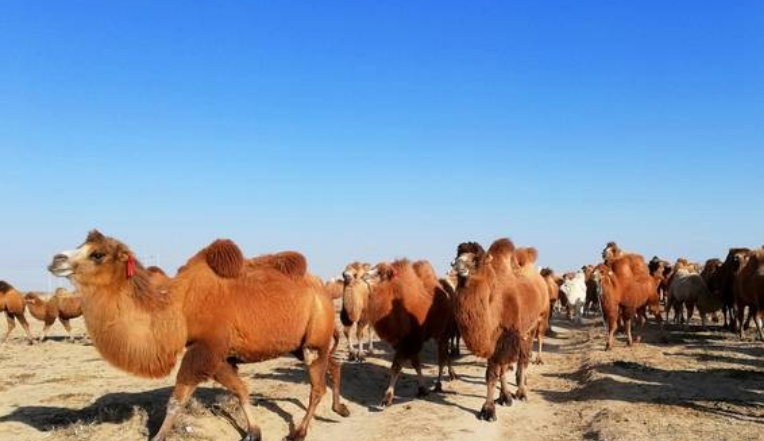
(86, 230), (106, 243)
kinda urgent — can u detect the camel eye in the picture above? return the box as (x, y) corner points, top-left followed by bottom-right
(90, 251), (106, 262)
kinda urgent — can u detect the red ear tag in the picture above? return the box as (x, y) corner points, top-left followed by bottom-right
(127, 255), (135, 278)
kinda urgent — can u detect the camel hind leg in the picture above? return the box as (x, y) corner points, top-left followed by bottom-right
(326, 352), (350, 417)
(16, 314), (34, 343)
(212, 362), (262, 441)
(59, 318), (74, 341)
(288, 347), (330, 441)
(2, 314), (15, 343)
(411, 354), (429, 397)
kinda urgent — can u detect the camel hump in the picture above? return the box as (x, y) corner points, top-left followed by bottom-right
(516, 247), (539, 266)
(204, 239), (244, 279)
(147, 266), (167, 276)
(269, 252), (308, 278)
(488, 238), (515, 257)
(0, 280), (12, 294)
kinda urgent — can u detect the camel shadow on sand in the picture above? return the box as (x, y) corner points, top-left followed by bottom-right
(0, 383), (346, 439)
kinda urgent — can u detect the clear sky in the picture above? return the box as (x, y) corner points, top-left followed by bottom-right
(2, 1), (763, 291)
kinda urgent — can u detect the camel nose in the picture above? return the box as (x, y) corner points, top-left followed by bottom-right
(53, 254), (69, 264)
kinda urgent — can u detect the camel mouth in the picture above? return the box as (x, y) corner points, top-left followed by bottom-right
(49, 264), (74, 277)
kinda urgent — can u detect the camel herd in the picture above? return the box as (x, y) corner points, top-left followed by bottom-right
(1, 230), (763, 441)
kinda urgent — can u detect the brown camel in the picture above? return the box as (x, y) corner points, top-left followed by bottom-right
(0, 281), (34, 344)
(733, 248), (764, 340)
(365, 259), (457, 407)
(48, 230), (349, 441)
(340, 262), (375, 361)
(595, 253), (662, 350)
(24, 288), (83, 342)
(452, 239), (545, 421)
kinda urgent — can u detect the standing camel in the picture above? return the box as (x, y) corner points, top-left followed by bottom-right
(0, 281), (34, 344)
(49, 230), (349, 441)
(341, 262), (375, 361)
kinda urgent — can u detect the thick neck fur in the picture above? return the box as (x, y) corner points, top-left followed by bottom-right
(75, 266), (188, 379)
(454, 267), (500, 358)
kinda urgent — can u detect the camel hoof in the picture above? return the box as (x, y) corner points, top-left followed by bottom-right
(433, 381), (443, 393)
(380, 392), (394, 408)
(284, 428), (306, 441)
(242, 428), (262, 441)
(496, 393), (513, 407)
(448, 371), (460, 382)
(417, 386), (429, 398)
(532, 357), (544, 365)
(347, 352), (357, 362)
(333, 403), (350, 418)
(516, 389), (528, 402)
(356, 352), (366, 362)
(478, 403), (497, 422)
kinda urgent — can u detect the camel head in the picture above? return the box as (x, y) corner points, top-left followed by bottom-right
(49, 230), (138, 288)
(602, 242), (622, 262)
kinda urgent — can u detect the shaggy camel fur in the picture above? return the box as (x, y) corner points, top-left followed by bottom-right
(733, 248), (764, 340)
(365, 259), (457, 407)
(49, 230), (349, 441)
(595, 253), (662, 350)
(513, 247), (550, 364)
(0, 281), (34, 344)
(341, 262), (375, 361)
(453, 239), (545, 421)
(24, 288), (83, 342)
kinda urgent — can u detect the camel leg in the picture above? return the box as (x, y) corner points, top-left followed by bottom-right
(16, 315), (34, 344)
(496, 364), (513, 407)
(151, 383), (198, 441)
(2, 315), (15, 343)
(39, 323), (52, 343)
(605, 314), (617, 351)
(478, 362), (500, 421)
(753, 310), (764, 342)
(367, 327), (375, 354)
(533, 323), (545, 365)
(737, 304), (747, 339)
(212, 362), (262, 441)
(288, 350), (329, 441)
(356, 324), (367, 361)
(326, 352), (350, 417)
(434, 336), (457, 392)
(152, 343), (219, 441)
(343, 324), (356, 361)
(411, 354), (429, 397)
(625, 317), (634, 347)
(515, 357), (529, 401)
(381, 353), (403, 407)
(60, 318), (74, 341)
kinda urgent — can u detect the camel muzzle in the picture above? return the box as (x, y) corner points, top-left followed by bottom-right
(49, 253), (74, 277)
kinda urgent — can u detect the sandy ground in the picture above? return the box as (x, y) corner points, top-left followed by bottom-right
(1, 307), (764, 441)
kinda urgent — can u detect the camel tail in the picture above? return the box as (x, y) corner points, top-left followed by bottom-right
(204, 239), (244, 278)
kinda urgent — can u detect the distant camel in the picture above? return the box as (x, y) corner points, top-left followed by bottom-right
(0, 281), (34, 344)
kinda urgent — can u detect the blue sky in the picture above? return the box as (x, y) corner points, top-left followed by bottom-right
(2, 1), (763, 290)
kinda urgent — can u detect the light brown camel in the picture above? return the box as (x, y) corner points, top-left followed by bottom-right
(452, 239), (545, 421)
(0, 281), (34, 344)
(340, 262), (375, 361)
(24, 288), (83, 342)
(513, 247), (550, 364)
(49, 230), (349, 441)
(324, 277), (344, 300)
(365, 259), (457, 407)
